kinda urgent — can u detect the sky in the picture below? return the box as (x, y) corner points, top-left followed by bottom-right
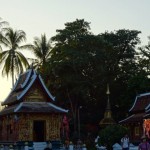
(0, 0), (150, 102)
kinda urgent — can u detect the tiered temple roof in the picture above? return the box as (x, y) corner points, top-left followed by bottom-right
(119, 93), (150, 123)
(2, 69), (55, 106)
(0, 69), (68, 115)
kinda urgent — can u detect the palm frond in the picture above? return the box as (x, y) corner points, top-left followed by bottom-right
(0, 46), (2, 52)
(19, 44), (34, 50)
(15, 30), (26, 43)
(0, 34), (11, 48)
(14, 56), (23, 74)
(16, 51), (29, 68)
(2, 53), (11, 77)
(0, 51), (9, 64)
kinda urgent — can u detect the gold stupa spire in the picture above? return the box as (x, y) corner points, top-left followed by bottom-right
(106, 84), (110, 110)
(99, 84), (116, 127)
(106, 84), (110, 95)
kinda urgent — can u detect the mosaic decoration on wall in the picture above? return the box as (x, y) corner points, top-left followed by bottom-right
(1, 115), (19, 141)
(18, 114), (62, 141)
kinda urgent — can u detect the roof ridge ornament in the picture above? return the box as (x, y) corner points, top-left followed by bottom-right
(106, 83), (111, 110)
(106, 83), (110, 95)
(28, 62), (34, 69)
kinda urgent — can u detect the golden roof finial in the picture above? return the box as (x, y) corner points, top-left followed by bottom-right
(106, 84), (110, 95)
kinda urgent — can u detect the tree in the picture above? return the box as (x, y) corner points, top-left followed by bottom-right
(47, 19), (116, 140)
(44, 19), (145, 140)
(49, 19), (95, 137)
(99, 29), (142, 119)
(51, 19), (91, 44)
(0, 27), (30, 87)
(100, 29), (141, 81)
(138, 37), (150, 74)
(29, 34), (51, 71)
(99, 125), (128, 150)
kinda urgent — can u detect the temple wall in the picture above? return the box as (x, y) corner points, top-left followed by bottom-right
(18, 113), (62, 141)
(122, 122), (143, 142)
(0, 113), (62, 142)
(1, 115), (19, 141)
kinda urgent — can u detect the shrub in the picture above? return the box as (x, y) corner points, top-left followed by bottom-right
(99, 124), (128, 150)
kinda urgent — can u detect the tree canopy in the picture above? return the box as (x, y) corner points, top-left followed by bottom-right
(42, 19), (149, 138)
(0, 18), (150, 140)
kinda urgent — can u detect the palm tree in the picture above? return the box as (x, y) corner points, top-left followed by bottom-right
(0, 27), (30, 87)
(30, 34), (51, 70)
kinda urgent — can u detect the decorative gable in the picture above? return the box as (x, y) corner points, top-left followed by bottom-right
(24, 88), (46, 102)
(129, 93), (150, 113)
(119, 92), (150, 124)
(2, 69), (55, 106)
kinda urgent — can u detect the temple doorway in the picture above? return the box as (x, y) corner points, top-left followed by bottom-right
(33, 120), (46, 142)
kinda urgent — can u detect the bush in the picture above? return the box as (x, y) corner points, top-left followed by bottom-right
(99, 124), (128, 150)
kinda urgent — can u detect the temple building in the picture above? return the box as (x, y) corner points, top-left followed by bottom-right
(99, 85), (116, 127)
(119, 92), (150, 141)
(0, 69), (68, 142)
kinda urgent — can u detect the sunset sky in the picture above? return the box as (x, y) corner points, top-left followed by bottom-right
(0, 0), (150, 101)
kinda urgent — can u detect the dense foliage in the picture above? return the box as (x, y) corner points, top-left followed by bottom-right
(1, 18), (150, 141)
(46, 19), (149, 137)
(99, 125), (128, 150)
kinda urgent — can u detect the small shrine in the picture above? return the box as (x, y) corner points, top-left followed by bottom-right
(0, 69), (68, 142)
(119, 92), (150, 141)
(99, 85), (116, 127)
